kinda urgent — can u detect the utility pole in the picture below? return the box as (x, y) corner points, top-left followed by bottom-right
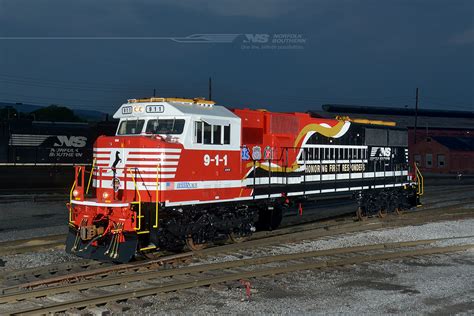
(208, 77), (212, 100)
(153, 88), (156, 97)
(414, 87), (419, 144)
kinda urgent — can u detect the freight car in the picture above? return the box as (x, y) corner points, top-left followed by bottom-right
(0, 119), (117, 190)
(66, 97), (421, 262)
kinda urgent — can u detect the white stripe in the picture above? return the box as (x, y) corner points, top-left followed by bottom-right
(127, 154), (181, 159)
(302, 144), (367, 149)
(94, 167), (177, 172)
(94, 179), (243, 191)
(94, 148), (182, 153)
(95, 173), (176, 180)
(93, 153), (110, 158)
(11, 134), (50, 138)
(163, 182), (412, 207)
(127, 148), (182, 153)
(0, 162), (79, 166)
(299, 160), (366, 164)
(333, 121), (351, 138)
(126, 160), (180, 165)
(138, 167), (177, 172)
(71, 200), (129, 207)
(9, 143), (45, 146)
(243, 170), (409, 186)
(287, 192), (302, 196)
(126, 161), (179, 166)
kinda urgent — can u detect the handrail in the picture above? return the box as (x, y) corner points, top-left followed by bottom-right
(68, 179), (76, 224)
(68, 166), (82, 224)
(415, 163), (424, 196)
(69, 180), (76, 202)
(85, 159), (96, 195)
(154, 164), (160, 228)
(128, 168), (142, 231)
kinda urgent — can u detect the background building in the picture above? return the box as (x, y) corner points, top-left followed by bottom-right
(320, 104), (474, 176)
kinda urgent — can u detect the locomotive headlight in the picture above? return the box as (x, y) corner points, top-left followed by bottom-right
(102, 192), (110, 200)
(72, 190), (79, 197)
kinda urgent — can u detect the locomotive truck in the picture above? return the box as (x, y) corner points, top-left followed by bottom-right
(66, 97), (421, 262)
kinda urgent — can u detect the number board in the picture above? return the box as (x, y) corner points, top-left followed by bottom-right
(146, 105), (165, 113)
(121, 106), (133, 115)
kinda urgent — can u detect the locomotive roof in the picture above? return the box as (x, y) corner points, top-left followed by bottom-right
(113, 99), (239, 121)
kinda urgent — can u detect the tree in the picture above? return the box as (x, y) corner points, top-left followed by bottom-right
(30, 105), (83, 122)
(0, 106), (18, 120)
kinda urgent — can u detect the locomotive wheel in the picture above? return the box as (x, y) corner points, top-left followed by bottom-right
(186, 236), (208, 251)
(377, 209), (387, 218)
(229, 232), (248, 243)
(395, 207), (404, 216)
(356, 207), (368, 221)
(141, 251), (157, 260)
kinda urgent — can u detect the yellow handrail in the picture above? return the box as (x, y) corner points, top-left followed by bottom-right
(154, 164), (160, 228)
(68, 180), (76, 224)
(85, 159), (96, 195)
(68, 166), (83, 224)
(415, 163), (424, 196)
(69, 180), (76, 202)
(129, 169), (142, 231)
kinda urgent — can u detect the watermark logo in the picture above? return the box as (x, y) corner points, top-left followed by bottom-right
(0, 33), (306, 50)
(242, 33), (306, 49)
(244, 34), (270, 43)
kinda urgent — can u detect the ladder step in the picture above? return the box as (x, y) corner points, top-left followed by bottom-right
(140, 245), (157, 251)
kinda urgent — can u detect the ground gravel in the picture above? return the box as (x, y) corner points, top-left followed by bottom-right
(131, 250), (474, 315)
(195, 218), (474, 265)
(120, 218), (474, 315)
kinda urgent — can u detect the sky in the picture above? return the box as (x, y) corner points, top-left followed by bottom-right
(0, 0), (473, 114)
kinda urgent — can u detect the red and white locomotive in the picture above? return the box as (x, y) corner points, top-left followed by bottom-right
(66, 97), (421, 262)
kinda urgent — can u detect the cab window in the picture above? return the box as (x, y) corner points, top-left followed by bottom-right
(195, 121), (231, 145)
(117, 120), (145, 135)
(146, 119), (185, 134)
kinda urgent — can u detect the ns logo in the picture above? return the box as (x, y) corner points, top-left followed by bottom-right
(244, 34), (270, 43)
(54, 136), (87, 148)
(370, 147), (392, 160)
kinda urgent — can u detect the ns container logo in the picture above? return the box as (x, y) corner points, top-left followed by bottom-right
(54, 136), (87, 148)
(370, 147), (392, 161)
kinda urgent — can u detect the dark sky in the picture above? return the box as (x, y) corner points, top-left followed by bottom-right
(0, 0), (473, 114)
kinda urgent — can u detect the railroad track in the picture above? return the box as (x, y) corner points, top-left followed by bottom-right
(0, 184), (470, 258)
(0, 200), (472, 288)
(0, 205), (472, 291)
(1, 237), (472, 315)
(0, 234), (65, 256)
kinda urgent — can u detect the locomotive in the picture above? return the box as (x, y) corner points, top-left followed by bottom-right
(0, 119), (117, 190)
(66, 97), (421, 262)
